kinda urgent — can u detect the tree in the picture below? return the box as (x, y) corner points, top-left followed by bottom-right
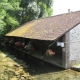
(0, 0), (21, 38)
(0, 0), (53, 39)
(20, 0), (53, 23)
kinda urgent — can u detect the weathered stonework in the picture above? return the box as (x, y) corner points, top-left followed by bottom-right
(69, 24), (80, 66)
(65, 24), (80, 68)
(63, 32), (70, 68)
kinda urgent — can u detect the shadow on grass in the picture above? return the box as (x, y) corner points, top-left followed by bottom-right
(1, 47), (64, 76)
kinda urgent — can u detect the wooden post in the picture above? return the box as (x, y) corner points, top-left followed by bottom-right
(41, 40), (43, 58)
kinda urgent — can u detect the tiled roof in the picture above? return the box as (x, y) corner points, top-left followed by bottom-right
(6, 11), (80, 40)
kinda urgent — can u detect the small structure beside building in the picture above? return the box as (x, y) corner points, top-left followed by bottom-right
(6, 11), (80, 69)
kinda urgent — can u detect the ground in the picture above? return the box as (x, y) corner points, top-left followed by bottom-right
(0, 51), (34, 80)
(0, 50), (80, 80)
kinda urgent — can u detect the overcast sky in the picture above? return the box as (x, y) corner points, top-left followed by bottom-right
(53, 0), (80, 15)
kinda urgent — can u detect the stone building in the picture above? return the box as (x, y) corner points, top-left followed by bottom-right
(6, 11), (80, 69)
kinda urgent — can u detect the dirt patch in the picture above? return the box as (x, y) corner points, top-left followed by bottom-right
(0, 51), (34, 80)
(0, 50), (80, 80)
(27, 61), (80, 80)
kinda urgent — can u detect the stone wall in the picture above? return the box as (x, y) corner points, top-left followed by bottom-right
(69, 24), (80, 66)
(63, 32), (70, 68)
(64, 24), (80, 68)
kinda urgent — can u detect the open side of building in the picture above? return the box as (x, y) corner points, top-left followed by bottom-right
(5, 11), (80, 69)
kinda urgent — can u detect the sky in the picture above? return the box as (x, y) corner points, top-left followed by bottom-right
(53, 0), (80, 15)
